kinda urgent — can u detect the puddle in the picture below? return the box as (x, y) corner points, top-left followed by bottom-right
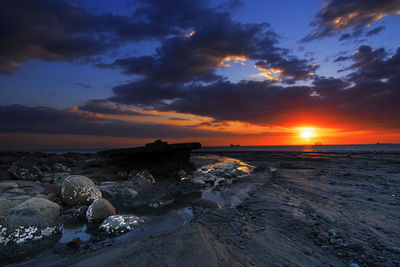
(119, 207), (193, 240)
(192, 154), (255, 177)
(58, 204), (195, 247)
(59, 224), (91, 243)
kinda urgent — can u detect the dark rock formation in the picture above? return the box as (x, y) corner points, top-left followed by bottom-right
(98, 140), (201, 180)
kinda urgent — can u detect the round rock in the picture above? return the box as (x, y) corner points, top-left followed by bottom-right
(86, 198), (116, 223)
(8, 159), (43, 181)
(99, 215), (144, 235)
(1, 197), (62, 245)
(61, 175), (102, 206)
(6, 197), (62, 228)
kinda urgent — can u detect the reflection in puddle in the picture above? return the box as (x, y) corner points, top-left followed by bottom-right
(60, 224), (92, 243)
(195, 155), (255, 176)
(237, 166), (251, 173)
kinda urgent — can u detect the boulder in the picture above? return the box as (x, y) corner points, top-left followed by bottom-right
(131, 169), (155, 187)
(6, 197), (62, 228)
(86, 198), (116, 223)
(99, 215), (144, 235)
(8, 159), (43, 181)
(98, 181), (138, 199)
(1, 197), (62, 245)
(61, 175), (102, 206)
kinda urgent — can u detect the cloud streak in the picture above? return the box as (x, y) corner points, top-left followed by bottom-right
(0, 104), (229, 138)
(303, 0), (400, 41)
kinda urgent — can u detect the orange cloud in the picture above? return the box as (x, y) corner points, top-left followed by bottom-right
(66, 106), (78, 113)
(253, 64), (282, 81)
(184, 30), (195, 38)
(219, 55), (247, 67)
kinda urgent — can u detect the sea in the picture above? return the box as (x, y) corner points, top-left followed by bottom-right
(4, 144), (400, 154)
(198, 144), (400, 153)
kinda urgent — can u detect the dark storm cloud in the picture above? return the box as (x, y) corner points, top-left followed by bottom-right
(110, 13), (316, 83)
(110, 79), (315, 124)
(0, 0), (231, 73)
(303, 0), (400, 41)
(110, 13), (269, 82)
(0, 0), (316, 84)
(346, 45), (400, 82)
(78, 99), (149, 116)
(0, 0), (122, 72)
(110, 80), (184, 106)
(0, 104), (226, 138)
(108, 45), (400, 129)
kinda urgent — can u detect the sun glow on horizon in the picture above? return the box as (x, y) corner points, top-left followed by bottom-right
(298, 127), (316, 140)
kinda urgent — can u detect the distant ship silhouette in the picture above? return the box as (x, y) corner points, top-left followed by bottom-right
(313, 141), (323, 146)
(230, 144), (240, 147)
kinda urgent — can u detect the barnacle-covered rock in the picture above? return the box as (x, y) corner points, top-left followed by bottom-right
(86, 198), (116, 223)
(99, 215), (144, 235)
(8, 159), (43, 181)
(1, 197), (62, 246)
(61, 175), (102, 206)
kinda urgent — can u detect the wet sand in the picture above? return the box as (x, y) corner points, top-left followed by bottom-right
(7, 151), (400, 266)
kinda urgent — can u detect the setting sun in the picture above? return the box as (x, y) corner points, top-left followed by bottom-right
(299, 128), (315, 139)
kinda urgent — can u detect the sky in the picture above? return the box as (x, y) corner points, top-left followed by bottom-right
(0, 0), (400, 149)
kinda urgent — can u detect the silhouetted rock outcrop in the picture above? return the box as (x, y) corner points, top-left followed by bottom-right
(98, 140), (201, 180)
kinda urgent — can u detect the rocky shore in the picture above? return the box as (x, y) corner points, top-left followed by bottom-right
(0, 141), (254, 265)
(1, 146), (400, 266)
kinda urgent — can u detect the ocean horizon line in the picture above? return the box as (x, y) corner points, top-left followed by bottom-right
(1, 143), (400, 153)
